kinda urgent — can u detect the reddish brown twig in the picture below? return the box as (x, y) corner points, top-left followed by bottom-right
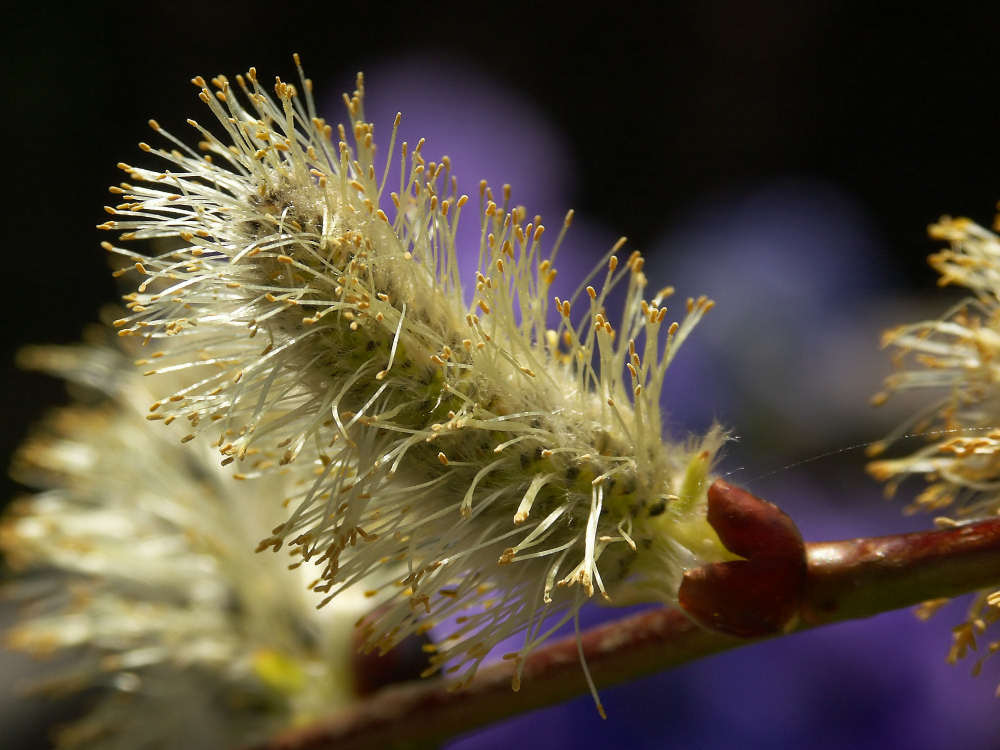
(249, 480), (1000, 750)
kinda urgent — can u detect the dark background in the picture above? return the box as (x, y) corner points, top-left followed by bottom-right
(6, 2), (1000, 748)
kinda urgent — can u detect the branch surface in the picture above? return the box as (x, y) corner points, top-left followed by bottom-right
(251, 480), (1000, 750)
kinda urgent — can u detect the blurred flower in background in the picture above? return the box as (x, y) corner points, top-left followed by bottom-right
(650, 181), (893, 448)
(1, 330), (381, 749)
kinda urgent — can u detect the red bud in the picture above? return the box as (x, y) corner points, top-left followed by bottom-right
(678, 480), (807, 638)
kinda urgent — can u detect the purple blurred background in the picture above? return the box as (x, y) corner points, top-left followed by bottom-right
(7, 2), (1000, 747)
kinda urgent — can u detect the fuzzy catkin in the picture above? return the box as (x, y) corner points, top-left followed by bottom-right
(99, 58), (729, 697)
(869, 214), (1000, 691)
(869, 215), (1000, 514)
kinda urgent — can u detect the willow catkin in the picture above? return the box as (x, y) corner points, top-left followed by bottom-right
(869, 214), (1000, 690)
(98, 57), (730, 708)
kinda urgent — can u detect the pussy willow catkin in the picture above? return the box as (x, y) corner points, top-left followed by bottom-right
(869, 215), (1000, 516)
(99, 57), (729, 707)
(868, 214), (1000, 680)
